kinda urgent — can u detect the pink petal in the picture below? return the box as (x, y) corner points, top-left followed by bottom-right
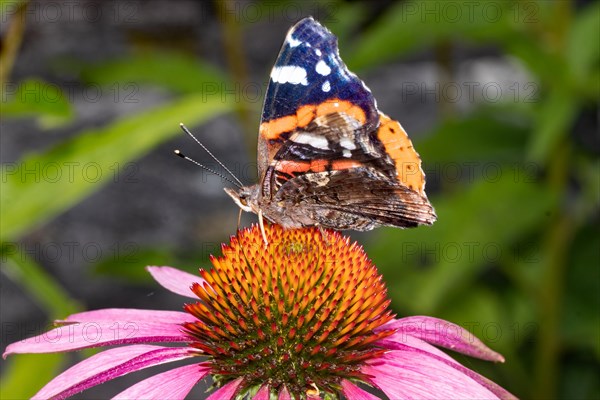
(378, 326), (515, 399)
(378, 331), (459, 365)
(364, 350), (499, 399)
(341, 380), (380, 399)
(113, 363), (210, 400)
(409, 347), (517, 400)
(64, 308), (197, 324)
(279, 386), (291, 400)
(206, 377), (243, 400)
(442, 361), (517, 400)
(373, 340), (516, 399)
(4, 317), (192, 356)
(252, 385), (270, 400)
(383, 316), (505, 362)
(147, 266), (203, 298)
(32, 345), (195, 399)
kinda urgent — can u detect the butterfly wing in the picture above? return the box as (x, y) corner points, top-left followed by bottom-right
(256, 17), (435, 230)
(257, 17), (379, 181)
(274, 168), (436, 230)
(267, 113), (436, 230)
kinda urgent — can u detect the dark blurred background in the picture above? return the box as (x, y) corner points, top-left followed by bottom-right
(1, 0), (598, 399)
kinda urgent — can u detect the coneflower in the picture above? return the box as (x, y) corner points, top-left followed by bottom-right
(4, 225), (515, 399)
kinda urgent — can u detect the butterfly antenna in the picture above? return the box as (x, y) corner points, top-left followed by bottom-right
(179, 123), (244, 188)
(174, 150), (242, 189)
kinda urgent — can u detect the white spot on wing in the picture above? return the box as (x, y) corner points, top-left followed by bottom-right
(292, 133), (329, 150)
(287, 35), (301, 48)
(271, 66), (308, 86)
(321, 81), (331, 92)
(343, 149), (352, 158)
(339, 137), (356, 150)
(315, 49), (322, 56)
(315, 60), (331, 76)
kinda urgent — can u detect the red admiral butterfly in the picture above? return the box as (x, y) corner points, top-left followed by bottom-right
(224, 18), (436, 235)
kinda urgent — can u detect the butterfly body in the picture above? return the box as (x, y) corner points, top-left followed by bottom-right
(225, 17), (436, 231)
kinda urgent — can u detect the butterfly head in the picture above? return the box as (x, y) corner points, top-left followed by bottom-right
(224, 185), (261, 214)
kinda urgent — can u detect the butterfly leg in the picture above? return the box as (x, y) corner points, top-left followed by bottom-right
(317, 225), (331, 247)
(237, 208), (243, 231)
(258, 209), (269, 246)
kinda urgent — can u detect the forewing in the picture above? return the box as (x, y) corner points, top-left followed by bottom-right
(257, 17), (379, 179)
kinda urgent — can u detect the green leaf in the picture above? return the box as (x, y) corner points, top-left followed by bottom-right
(93, 246), (175, 282)
(0, 253), (80, 318)
(502, 37), (568, 90)
(0, 353), (64, 399)
(0, 94), (232, 242)
(441, 287), (504, 347)
(563, 226), (600, 358)
(79, 53), (227, 95)
(527, 88), (578, 163)
(418, 111), (530, 164)
(369, 174), (558, 314)
(348, 0), (517, 70)
(561, 360), (600, 400)
(347, 0), (571, 98)
(567, 2), (600, 88)
(575, 157), (600, 222)
(1, 79), (74, 128)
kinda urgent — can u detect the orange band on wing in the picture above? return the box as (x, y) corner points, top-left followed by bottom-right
(260, 115), (298, 140)
(331, 159), (361, 170)
(296, 104), (317, 128)
(315, 99), (366, 124)
(260, 99), (367, 141)
(276, 158), (361, 179)
(309, 159), (328, 173)
(260, 105), (317, 141)
(277, 159), (328, 175)
(376, 113), (425, 194)
(277, 160), (311, 175)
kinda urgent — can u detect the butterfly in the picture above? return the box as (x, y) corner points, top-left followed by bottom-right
(196, 17), (435, 241)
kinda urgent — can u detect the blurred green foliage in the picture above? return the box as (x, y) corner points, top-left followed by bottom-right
(1, 1), (598, 399)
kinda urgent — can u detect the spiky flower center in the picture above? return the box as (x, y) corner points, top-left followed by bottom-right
(183, 225), (394, 399)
